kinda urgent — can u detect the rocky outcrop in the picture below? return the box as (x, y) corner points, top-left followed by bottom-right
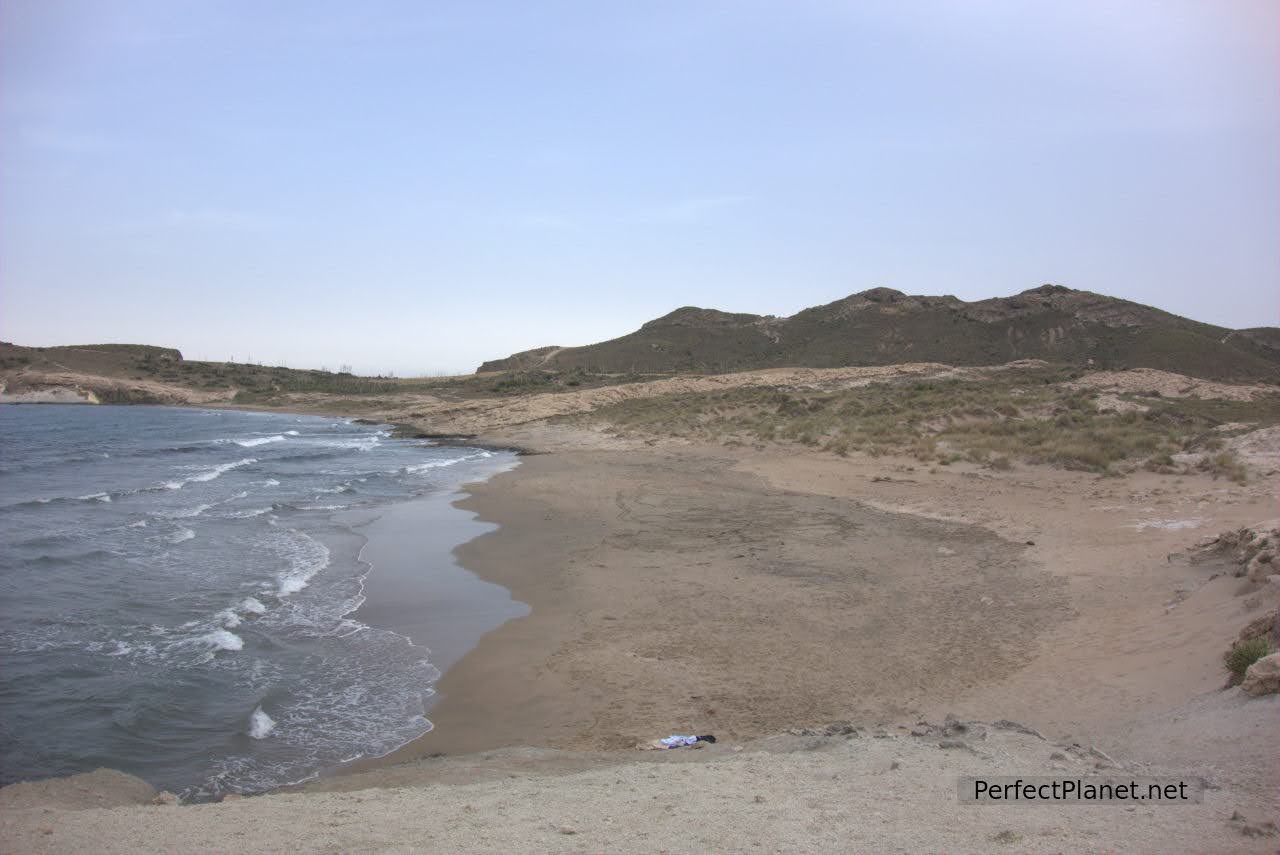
(1237, 610), (1280, 647)
(0, 385), (98, 404)
(1241, 653), (1280, 696)
(1192, 522), (1280, 581)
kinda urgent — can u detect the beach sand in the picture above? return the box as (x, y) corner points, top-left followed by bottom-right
(334, 427), (1276, 768)
(3, 424), (1277, 852)
(362, 442), (1064, 761)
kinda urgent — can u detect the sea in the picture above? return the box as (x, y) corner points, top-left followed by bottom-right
(0, 404), (518, 800)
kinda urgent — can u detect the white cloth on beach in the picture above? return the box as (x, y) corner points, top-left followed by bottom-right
(660, 735), (699, 747)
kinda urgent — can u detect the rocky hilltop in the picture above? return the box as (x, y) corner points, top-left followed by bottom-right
(478, 285), (1280, 382)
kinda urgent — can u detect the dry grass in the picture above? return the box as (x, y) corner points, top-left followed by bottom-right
(574, 366), (1280, 477)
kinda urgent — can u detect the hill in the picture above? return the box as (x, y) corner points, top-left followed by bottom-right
(477, 285), (1280, 382)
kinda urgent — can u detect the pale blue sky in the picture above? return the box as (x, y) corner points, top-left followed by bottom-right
(2, 1), (1276, 375)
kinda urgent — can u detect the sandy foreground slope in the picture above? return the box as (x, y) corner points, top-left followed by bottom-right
(2, 715), (1277, 855)
(2, 377), (1278, 852)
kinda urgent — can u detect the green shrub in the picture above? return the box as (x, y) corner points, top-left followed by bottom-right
(1225, 637), (1274, 683)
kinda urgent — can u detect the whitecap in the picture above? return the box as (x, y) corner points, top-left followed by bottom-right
(234, 435), (285, 448)
(284, 430), (300, 436)
(248, 706), (276, 739)
(403, 452), (488, 474)
(79, 492), (112, 502)
(218, 609), (242, 628)
(276, 533), (330, 596)
(128, 520), (148, 528)
(190, 458), (257, 482)
(239, 597), (267, 615)
(203, 629), (243, 652)
(319, 436), (380, 451)
(164, 458), (257, 490)
(168, 528), (196, 544)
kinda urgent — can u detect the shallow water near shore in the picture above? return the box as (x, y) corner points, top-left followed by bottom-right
(0, 404), (519, 799)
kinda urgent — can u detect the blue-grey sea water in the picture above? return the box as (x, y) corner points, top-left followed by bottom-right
(0, 405), (515, 799)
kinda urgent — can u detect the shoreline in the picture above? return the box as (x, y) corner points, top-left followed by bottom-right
(0, 404), (531, 799)
(3, 420), (1278, 852)
(344, 490), (528, 680)
(309, 425), (1278, 786)
(328, 437), (1071, 767)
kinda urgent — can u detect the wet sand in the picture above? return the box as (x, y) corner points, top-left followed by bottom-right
(346, 493), (527, 678)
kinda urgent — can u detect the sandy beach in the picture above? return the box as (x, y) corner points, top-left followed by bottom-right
(3, 420), (1277, 853)
(4, 0), (1277, 845)
(324, 424), (1275, 767)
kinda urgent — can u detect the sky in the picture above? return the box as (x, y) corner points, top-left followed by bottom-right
(2, 1), (1277, 376)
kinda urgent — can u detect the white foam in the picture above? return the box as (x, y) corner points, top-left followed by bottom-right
(234, 435), (285, 448)
(164, 458), (257, 491)
(276, 532), (330, 596)
(248, 706), (276, 739)
(239, 597), (267, 615)
(403, 451), (490, 474)
(79, 492), (112, 502)
(168, 528), (196, 544)
(284, 430), (300, 436)
(404, 459), (460, 473)
(321, 436), (380, 451)
(218, 609), (242, 628)
(203, 629), (243, 652)
(192, 458), (257, 482)
(128, 520), (148, 528)
(263, 479), (280, 487)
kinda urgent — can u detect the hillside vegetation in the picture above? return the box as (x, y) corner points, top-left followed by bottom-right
(0, 342), (655, 405)
(480, 285), (1280, 382)
(568, 362), (1280, 479)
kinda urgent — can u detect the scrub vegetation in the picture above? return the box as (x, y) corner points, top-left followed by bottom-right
(575, 365), (1278, 479)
